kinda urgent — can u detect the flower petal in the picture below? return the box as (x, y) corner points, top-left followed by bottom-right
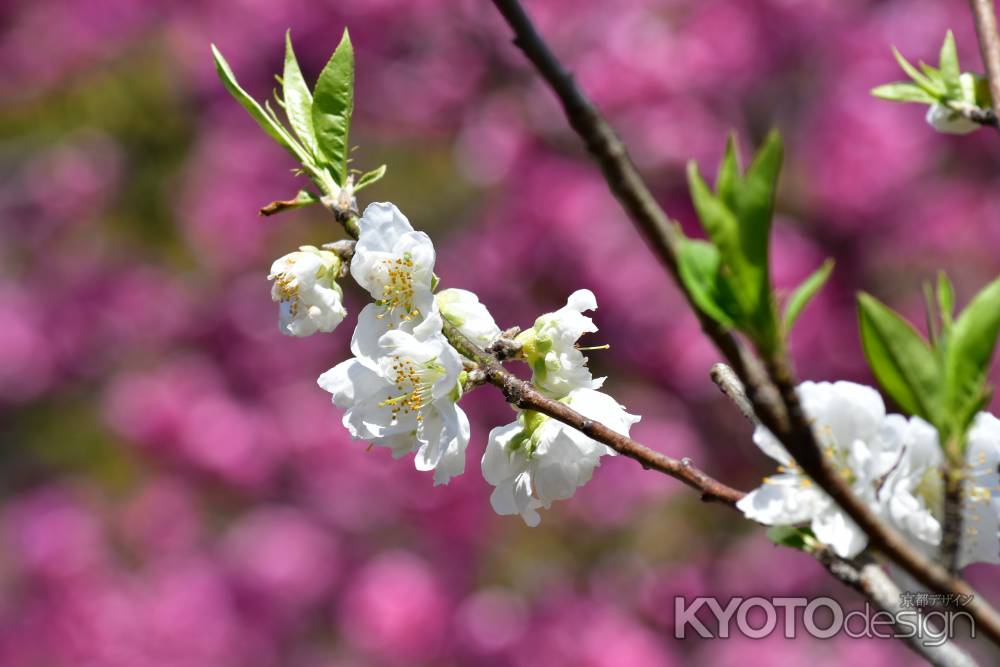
(811, 506), (868, 558)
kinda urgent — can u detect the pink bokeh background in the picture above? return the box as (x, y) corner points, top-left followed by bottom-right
(1, 0), (999, 664)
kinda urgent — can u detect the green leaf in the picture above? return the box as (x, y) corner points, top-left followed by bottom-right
(871, 82), (938, 105)
(944, 275), (1000, 435)
(211, 44), (308, 164)
(739, 129), (782, 272)
(259, 189), (321, 216)
(767, 526), (817, 552)
(355, 164), (387, 191)
(937, 272), (955, 331)
(892, 46), (945, 97)
(939, 30), (961, 91)
(687, 162), (740, 260)
(283, 31), (319, 158)
(677, 238), (736, 328)
(714, 133), (741, 210)
(312, 29), (354, 185)
(783, 259), (834, 334)
(857, 293), (942, 422)
(919, 61), (943, 83)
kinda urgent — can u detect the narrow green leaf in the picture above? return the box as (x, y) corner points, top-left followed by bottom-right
(937, 271), (955, 331)
(687, 162), (741, 265)
(283, 30), (319, 158)
(857, 293), (942, 422)
(871, 82), (938, 105)
(715, 133), (741, 211)
(919, 61), (943, 83)
(211, 44), (307, 164)
(312, 29), (354, 184)
(259, 189), (321, 216)
(677, 238), (736, 328)
(783, 259), (834, 334)
(892, 46), (944, 97)
(944, 275), (1000, 434)
(939, 30), (960, 90)
(355, 164), (387, 191)
(740, 130), (783, 270)
(922, 281), (941, 347)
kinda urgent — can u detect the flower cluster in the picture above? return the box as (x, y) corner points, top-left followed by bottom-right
(738, 381), (1000, 563)
(271, 202), (639, 521)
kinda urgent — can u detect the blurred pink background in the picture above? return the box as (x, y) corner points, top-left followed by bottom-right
(1, 0), (999, 664)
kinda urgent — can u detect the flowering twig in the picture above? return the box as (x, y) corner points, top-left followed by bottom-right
(321, 196), (745, 505)
(489, 0), (1000, 646)
(969, 0), (1000, 124)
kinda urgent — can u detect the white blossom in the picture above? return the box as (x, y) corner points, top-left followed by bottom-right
(269, 248), (346, 337)
(876, 414), (943, 551)
(515, 289), (605, 398)
(436, 288), (501, 348)
(317, 312), (470, 485)
(482, 388), (639, 526)
(736, 381), (902, 558)
(349, 202), (438, 362)
(877, 412), (1000, 567)
(925, 104), (979, 135)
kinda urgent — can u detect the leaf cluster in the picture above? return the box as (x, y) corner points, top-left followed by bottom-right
(872, 31), (991, 119)
(679, 131), (833, 355)
(211, 30), (386, 212)
(859, 273), (1000, 453)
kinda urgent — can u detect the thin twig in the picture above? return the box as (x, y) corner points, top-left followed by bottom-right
(445, 321), (746, 505)
(710, 363), (757, 424)
(970, 0), (1000, 123)
(489, 0), (1000, 646)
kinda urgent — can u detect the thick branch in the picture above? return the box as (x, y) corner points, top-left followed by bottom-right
(970, 0), (1000, 123)
(489, 0), (1000, 646)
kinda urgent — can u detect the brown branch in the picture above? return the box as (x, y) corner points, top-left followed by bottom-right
(444, 320), (746, 506)
(970, 0), (1000, 123)
(489, 0), (1000, 646)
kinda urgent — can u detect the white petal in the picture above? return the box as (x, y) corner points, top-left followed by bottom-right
(531, 431), (599, 504)
(800, 381), (885, 450)
(355, 202), (414, 253)
(432, 406), (471, 486)
(811, 506), (868, 558)
(436, 288), (501, 348)
(736, 474), (824, 525)
(317, 359), (383, 409)
(513, 472), (542, 526)
(351, 303), (394, 367)
(482, 422), (525, 485)
(489, 480), (519, 517)
(565, 289), (597, 314)
(413, 409), (447, 472)
(751, 426), (794, 467)
(564, 388), (639, 438)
